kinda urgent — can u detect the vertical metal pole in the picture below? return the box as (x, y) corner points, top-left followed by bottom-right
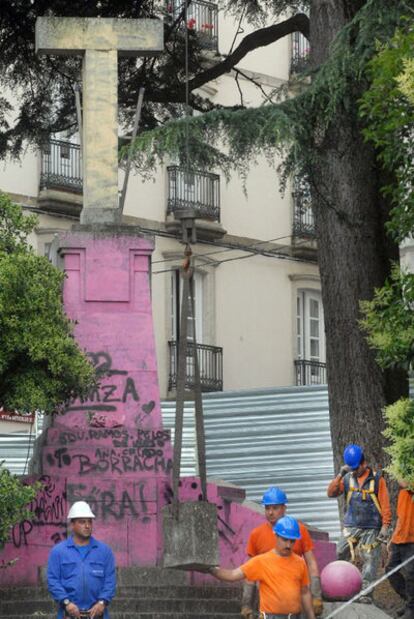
(119, 87), (145, 214)
(74, 83), (83, 151)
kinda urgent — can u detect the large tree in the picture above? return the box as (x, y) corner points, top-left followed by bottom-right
(0, 0), (410, 471)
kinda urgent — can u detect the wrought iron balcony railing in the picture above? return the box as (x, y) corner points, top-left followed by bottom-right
(40, 139), (83, 193)
(167, 0), (219, 52)
(291, 31), (310, 74)
(295, 359), (327, 386)
(168, 340), (223, 392)
(292, 176), (315, 238)
(167, 166), (220, 222)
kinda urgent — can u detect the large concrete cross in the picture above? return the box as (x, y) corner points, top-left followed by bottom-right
(36, 17), (163, 224)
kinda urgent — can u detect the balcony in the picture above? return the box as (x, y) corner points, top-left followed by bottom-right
(295, 359), (327, 386)
(290, 31), (310, 74)
(168, 340), (223, 392)
(166, 166), (226, 240)
(167, 0), (219, 52)
(38, 139), (83, 217)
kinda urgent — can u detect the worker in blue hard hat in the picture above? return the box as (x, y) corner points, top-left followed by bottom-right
(207, 515), (316, 619)
(241, 487), (322, 619)
(327, 444), (391, 603)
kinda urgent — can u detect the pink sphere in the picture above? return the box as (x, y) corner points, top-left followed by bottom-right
(321, 560), (362, 601)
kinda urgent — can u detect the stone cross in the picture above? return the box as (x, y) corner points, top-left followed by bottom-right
(36, 17), (163, 224)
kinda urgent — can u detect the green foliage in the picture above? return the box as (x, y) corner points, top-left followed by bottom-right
(0, 192), (96, 413)
(360, 26), (414, 242)
(358, 25), (414, 375)
(0, 196), (38, 254)
(0, 463), (40, 549)
(383, 398), (414, 489)
(360, 265), (414, 370)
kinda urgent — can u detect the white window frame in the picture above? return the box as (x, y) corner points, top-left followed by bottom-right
(296, 289), (325, 364)
(170, 268), (203, 343)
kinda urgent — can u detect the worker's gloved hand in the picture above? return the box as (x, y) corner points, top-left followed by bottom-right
(340, 464), (351, 477)
(240, 606), (254, 619)
(377, 525), (390, 544)
(312, 597), (324, 616)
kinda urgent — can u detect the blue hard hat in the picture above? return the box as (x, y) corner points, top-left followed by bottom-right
(343, 444), (364, 470)
(274, 516), (301, 540)
(262, 487), (288, 506)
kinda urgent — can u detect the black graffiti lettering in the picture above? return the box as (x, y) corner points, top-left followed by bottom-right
(122, 377), (139, 402)
(54, 448), (71, 468)
(138, 482), (148, 514)
(11, 520), (33, 548)
(88, 351), (128, 376)
(101, 385), (121, 403)
(133, 455), (144, 472)
(95, 448), (109, 458)
(31, 490), (65, 522)
(101, 491), (118, 520)
(143, 457), (154, 471)
(50, 531), (67, 545)
(120, 490), (138, 518)
(76, 454), (95, 475)
(121, 455), (133, 472)
(87, 386), (101, 402)
(110, 451), (123, 475)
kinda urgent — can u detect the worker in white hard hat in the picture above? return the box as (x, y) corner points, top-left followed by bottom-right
(47, 501), (116, 619)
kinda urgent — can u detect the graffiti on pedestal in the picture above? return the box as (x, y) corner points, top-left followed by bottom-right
(66, 352), (138, 413)
(67, 481), (151, 523)
(45, 428), (173, 476)
(65, 352), (157, 427)
(11, 476), (67, 548)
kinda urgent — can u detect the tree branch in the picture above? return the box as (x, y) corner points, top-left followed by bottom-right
(188, 13), (309, 91)
(142, 13), (309, 105)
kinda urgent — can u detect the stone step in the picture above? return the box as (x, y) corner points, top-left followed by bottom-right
(0, 585), (240, 601)
(116, 567), (188, 586)
(37, 566), (189, 587)
(0, 597), (240, 614)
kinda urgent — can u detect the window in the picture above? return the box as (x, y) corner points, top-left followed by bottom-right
(296, 290), (324, 362)
(296, 289), (326, 385)
(170, 269), (203, 342)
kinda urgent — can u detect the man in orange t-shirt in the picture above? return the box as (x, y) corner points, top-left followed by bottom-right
(207, 516), (316, 619)
(386, 481), (414, 619)
(242, 487), (321, 618)
(327, 443), (391, 603)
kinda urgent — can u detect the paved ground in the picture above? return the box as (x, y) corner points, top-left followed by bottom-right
(322, 601), (393, 618)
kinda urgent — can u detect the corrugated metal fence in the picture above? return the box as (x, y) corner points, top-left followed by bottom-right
(0, 385), (340, 539)
(163, 385), (340, 539)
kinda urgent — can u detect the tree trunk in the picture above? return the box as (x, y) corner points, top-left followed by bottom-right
(309, 0), (408, 477)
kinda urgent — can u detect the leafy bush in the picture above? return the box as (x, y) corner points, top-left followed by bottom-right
(383, 398), (414, 489)
(0, 192), (96, 413)
(0, 464), (39, 550)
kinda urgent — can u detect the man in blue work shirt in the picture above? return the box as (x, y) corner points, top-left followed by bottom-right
(47, 501), (116, 619)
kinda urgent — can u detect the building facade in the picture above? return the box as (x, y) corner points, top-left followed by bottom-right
(0, 4), (325, 421)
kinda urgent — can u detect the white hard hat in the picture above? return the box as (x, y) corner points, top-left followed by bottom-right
(67, 501), (96, 520)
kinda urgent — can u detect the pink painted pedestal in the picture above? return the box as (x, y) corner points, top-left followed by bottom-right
(0, 228), (336, 585)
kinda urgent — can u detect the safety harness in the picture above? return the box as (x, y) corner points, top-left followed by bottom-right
(345, 472), (382, 516)
(344, 469), (382, 560)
